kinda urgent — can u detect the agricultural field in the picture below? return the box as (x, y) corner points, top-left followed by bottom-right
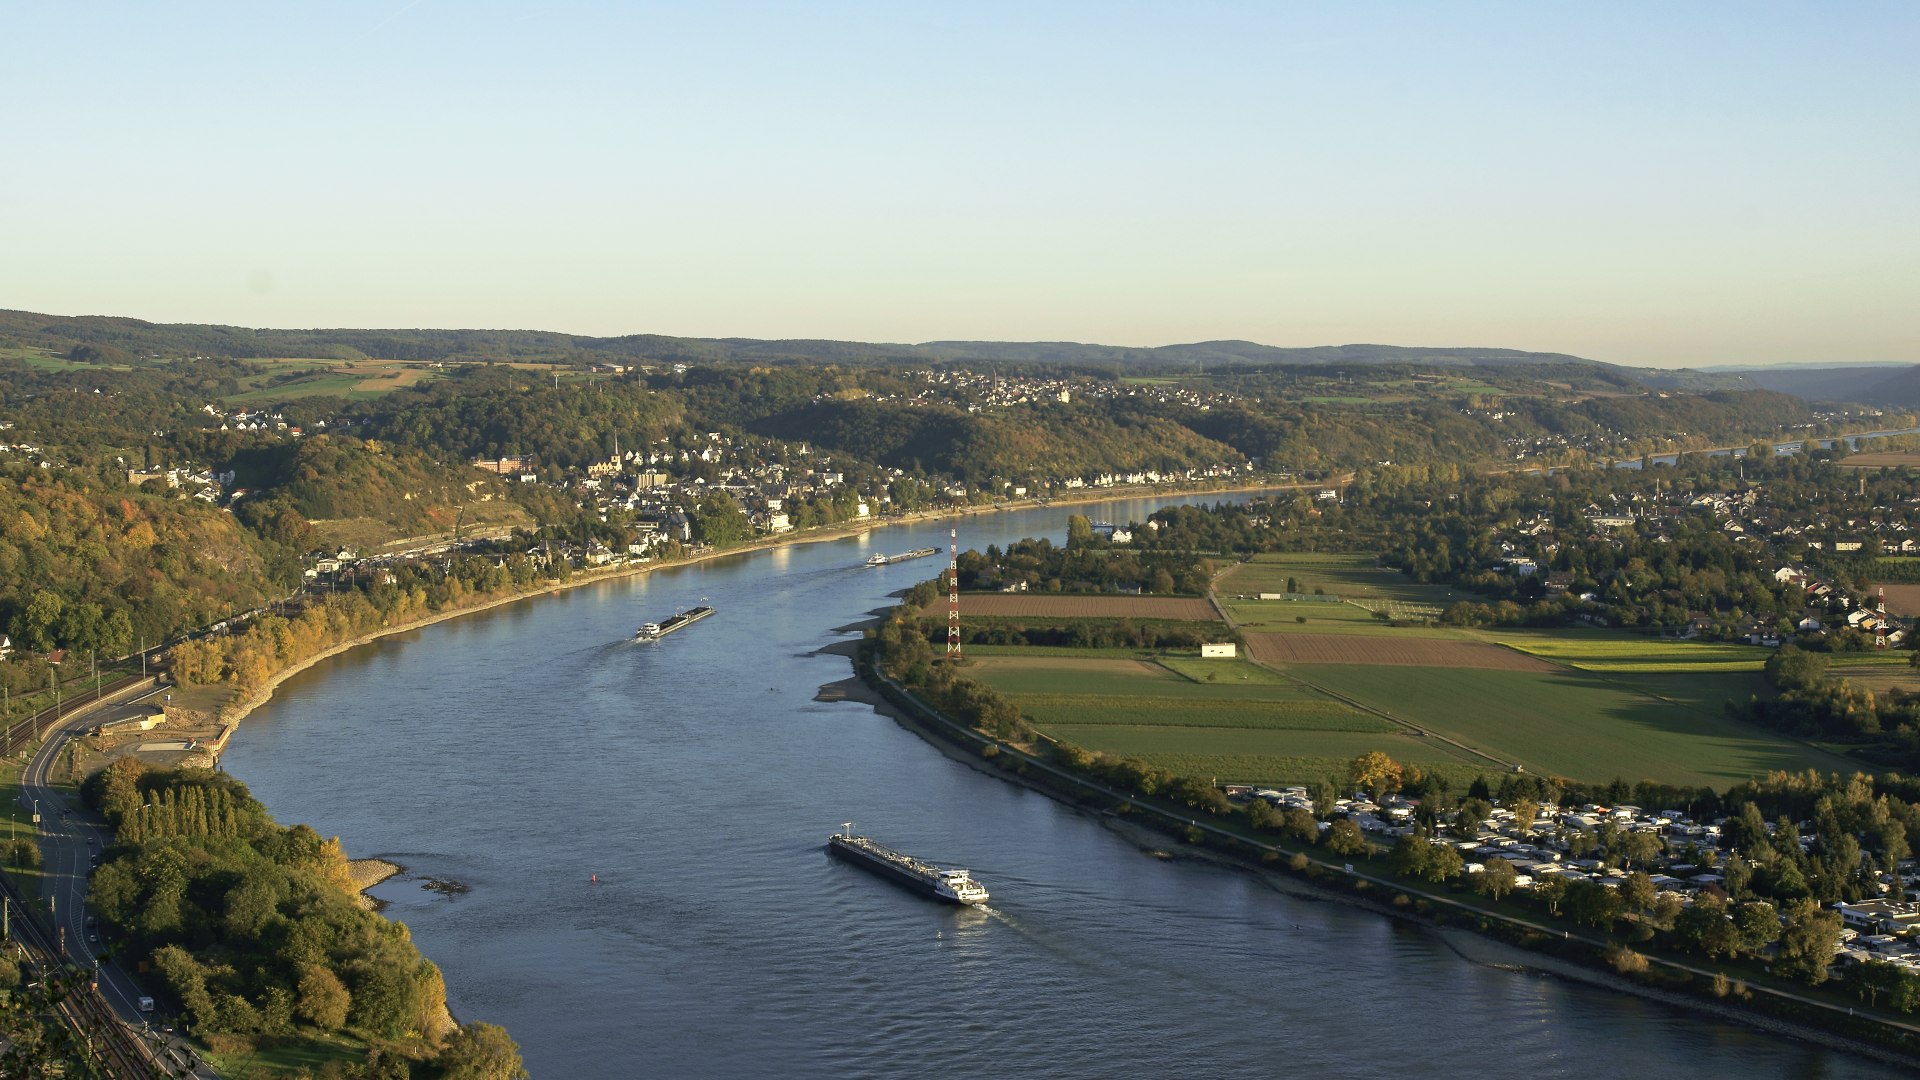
(1244, 633), (1553, 671)
(1488, 630), (1774, 673)
(1218, 552), (1454, 622)
(1837, 452), (1920, 469)
(942, 594), (1220, 620)
(1040, 726), (1482, 785)
(1836, 667), (1920, 696)
(0, 345), (131, 371)
(964, 653), (1484, 785)
(1287, 663), (1853, 788)
(1154, 655), (1295, 684)
(1216, 595), (1473, 638)
(226, 358), (447, 402)
(1876, 584), (1920, 617)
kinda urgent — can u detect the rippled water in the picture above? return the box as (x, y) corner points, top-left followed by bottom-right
(222, 495), (1904, 1078)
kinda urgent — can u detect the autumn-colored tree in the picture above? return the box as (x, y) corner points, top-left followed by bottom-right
(1348, 751), (1403, 797)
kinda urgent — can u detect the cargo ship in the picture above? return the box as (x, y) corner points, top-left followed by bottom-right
(827, 825), (988, 904)
(865, 547), (939, 567)
(634, 604), (714, 641)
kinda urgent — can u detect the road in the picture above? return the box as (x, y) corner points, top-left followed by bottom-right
(19, 684), (212, 1078)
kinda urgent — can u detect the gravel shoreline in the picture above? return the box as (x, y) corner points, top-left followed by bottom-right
(347, 858), (403, 910)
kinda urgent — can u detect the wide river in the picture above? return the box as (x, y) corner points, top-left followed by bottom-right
(224, 494), (1903, 1079)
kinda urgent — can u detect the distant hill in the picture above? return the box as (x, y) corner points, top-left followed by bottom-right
(0, 308), (1608, 372)
(915, 340), (1606, 369)
(1719, 365), (1920, 407)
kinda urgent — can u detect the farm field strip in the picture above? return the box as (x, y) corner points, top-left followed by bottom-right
(1040, 724), (1481, 772)
(1219, 601), (1470, 639)
(937, 594), (1222, 620)
(1288, 663), (1855, 788)
(1244, 632), (1556, 671)
(1489, 632), (1773, 673)
(1153, 656), (1298, 685)
(1874, 584), (1920, 617)
(1015, 695), (1394, 732)
(969, 658), (1328, 701)
(1220, 552), (1460, 608)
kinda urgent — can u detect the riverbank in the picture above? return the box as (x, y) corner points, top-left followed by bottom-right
(347, 858), (402, 911)
(209, 476), (1294, 736)
(832, 640), (1920, 1070)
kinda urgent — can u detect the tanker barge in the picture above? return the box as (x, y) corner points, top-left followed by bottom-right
(827, 825), (989, 904)
(634, 604), (714, 641)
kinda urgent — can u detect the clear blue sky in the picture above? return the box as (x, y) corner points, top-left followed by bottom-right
(2, 2), (1914, 366)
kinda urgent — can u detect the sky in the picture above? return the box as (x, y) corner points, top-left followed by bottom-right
(1, 2), (1914, 367)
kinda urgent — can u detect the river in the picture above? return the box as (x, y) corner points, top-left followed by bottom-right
(222, 494), (1905, 1078)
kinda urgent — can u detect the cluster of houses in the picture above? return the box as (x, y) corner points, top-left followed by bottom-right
(201, 404), (303, 435)
(887, 368), (1244, 413)
(1475, 479), (1917, 646)
(1227, 785), (1920, 974)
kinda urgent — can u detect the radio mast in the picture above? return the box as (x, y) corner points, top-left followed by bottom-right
(947, 527), (963, 660)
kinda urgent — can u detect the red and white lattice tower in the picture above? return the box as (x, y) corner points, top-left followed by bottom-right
(947, 527), (963, 659)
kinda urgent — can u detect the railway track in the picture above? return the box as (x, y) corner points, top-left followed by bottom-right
(2, 675), (151, 757)
(0, 872), (167, 1078)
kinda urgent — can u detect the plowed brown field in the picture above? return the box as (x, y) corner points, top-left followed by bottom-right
(1243, 632), (1555, 670)
(936, 595), (1222, 620)
(1877, 584), (1920, 617)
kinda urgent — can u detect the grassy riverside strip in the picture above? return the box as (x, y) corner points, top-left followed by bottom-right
(846, 637), (1920, 1068)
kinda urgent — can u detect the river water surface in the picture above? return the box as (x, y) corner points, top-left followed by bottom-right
(223, 495), (1905, 1079)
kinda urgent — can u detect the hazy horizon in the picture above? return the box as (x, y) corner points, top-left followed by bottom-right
(3, 2), (1914, 368)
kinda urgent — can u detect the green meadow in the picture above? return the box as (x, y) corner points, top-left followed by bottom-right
(1287, 663), (1852, 788)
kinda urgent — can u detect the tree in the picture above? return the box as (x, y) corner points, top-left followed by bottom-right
(1478, 857), (1518, 901)
(1421, 841), (1463, 883)
(432, 1022), (529, 1080)
(1508, 797), (1540, 837)
(1066, 514), (1094, 550)
(1348, 751), (1403, 798)
(297, 965), (352, 1031)
(1280, 807), (1320, 845)
(1389, 833), (1431, 878)
(688, 491), (749, 546)
(1621, 830), (1664, 871)
(20, 590), (64, 652)
(1672, 894), (1740, 959)
(1776, 898), (1842, 985)
(1323, 818), (1368, 857)
(1563, 879), (1622, 930)
(1736, 900), (1781, 954)
(1621, 870), (1656, 914)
